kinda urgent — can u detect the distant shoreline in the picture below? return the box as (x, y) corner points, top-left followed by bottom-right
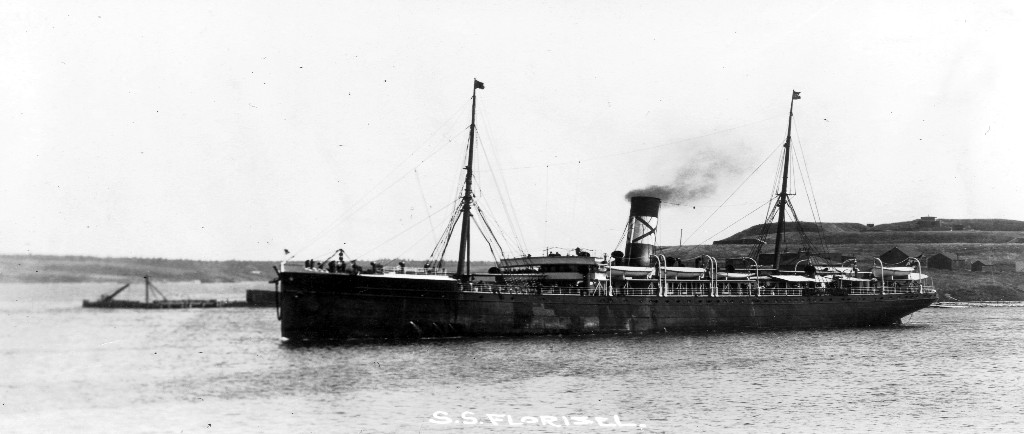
(3, 249), (1022, 302)
(0, 254), (494, 284)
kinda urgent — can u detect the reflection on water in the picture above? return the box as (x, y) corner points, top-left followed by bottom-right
(1, 283), (1022, 433)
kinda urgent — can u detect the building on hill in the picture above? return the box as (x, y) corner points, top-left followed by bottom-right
(991, 263), (1016, 273)
(926, 252), (958, 270)
(971, 261), (1016, 273)
(916, 216), (940, 229)
(878, 246), (924, 265)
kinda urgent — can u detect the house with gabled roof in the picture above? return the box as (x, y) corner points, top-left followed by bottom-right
(878, 246), (923, 265)
(925, 251), (962, 270)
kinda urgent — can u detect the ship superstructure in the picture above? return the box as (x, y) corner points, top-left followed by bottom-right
(275, 84), (936, 341)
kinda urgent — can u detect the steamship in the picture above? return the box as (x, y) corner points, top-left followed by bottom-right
(275, 83), (937, 341)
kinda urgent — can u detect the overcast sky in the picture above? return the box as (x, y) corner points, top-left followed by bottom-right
(2, 1), (1021, 262)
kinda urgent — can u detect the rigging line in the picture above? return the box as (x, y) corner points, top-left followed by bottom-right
(414, 169), (438, 242)
(428, 213), (461, 266)
(372, 201), (456, 266)
(788, 142), (819, 253)
(355, 196), (461, 261)
(679, 199), (774, 258)
(793, 125), (829, 253)
(484, 144), (529, 253)
(572, 161), (580, 243)
(379, 224), (450, 267)
(486, 217), (517, 257)
(289, 123), (472, 258)
(301, 243), (358, 266)
(469, 191), (506, 261)
(756, 150), (786, 242)
(294, 99), (471, 242)
(428, 196), (465, 258)
(472, 184), (512, 256)
(668, 201), (773, 208)
(426, 128), (477, 263)
(544, 164), (550, 254)
(792, 147), (825, 253)
(679, 144), (782, 246)
(744, 145), (788, 260)
(477, 194), (523, 257)
(471, 217), (501, 264)
(755, 185), (781, 242)
(447, 151), (468, 214)
(474, 131), (528, 254)
(786, 203), (817, 255)
(316, 99), (470, 218)
(750, 205), (780, 259)
(337, 102), (470, 216)
(474, 202), (507, 260)
(614, 217), (630, 252)
(486, 114), (787, 172)
(314, 249), (341, 267)
(439, 189), (469, 256)
(751, 148), (787, 255)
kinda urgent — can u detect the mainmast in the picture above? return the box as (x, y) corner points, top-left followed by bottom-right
(772, 90), (800, 270)
(456, 79), (485, 280)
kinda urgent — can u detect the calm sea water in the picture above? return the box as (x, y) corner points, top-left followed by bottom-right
(1, 282), (1022, 433)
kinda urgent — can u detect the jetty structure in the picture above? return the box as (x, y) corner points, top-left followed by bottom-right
(83, 276), (221, 309)
(274, 82), (937, 341)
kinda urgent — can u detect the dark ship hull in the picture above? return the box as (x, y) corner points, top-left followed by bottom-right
(278, 272), (936, 341)
(276, 86), (939, 342)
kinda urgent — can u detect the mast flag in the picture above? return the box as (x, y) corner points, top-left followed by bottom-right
(792, 90), (801, 100)
(474, 80), (485, 89)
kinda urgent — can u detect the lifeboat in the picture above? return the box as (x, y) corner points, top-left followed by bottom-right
(871, 266), (915, 279)
(661, 266), (705, 279)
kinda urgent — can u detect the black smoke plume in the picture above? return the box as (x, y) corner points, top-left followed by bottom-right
(624, 148), (745, 204)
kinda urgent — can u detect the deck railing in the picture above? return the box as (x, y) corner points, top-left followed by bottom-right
(381, 266), (449, 275)
(459, 282), (936, 297)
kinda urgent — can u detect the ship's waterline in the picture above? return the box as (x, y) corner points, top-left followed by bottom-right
(277, 87), (938, 341)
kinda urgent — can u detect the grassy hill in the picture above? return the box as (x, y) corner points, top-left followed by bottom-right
(716, 219), (1024, 245)
(721, 222), (868, 240)
(872, 218), (1024, 232)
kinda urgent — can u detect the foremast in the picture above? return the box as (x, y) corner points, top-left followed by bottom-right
(771, 90), (800, 270)
(456, 79), (485, 280)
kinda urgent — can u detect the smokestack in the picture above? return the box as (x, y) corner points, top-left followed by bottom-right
(623, 196), (661, 267)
